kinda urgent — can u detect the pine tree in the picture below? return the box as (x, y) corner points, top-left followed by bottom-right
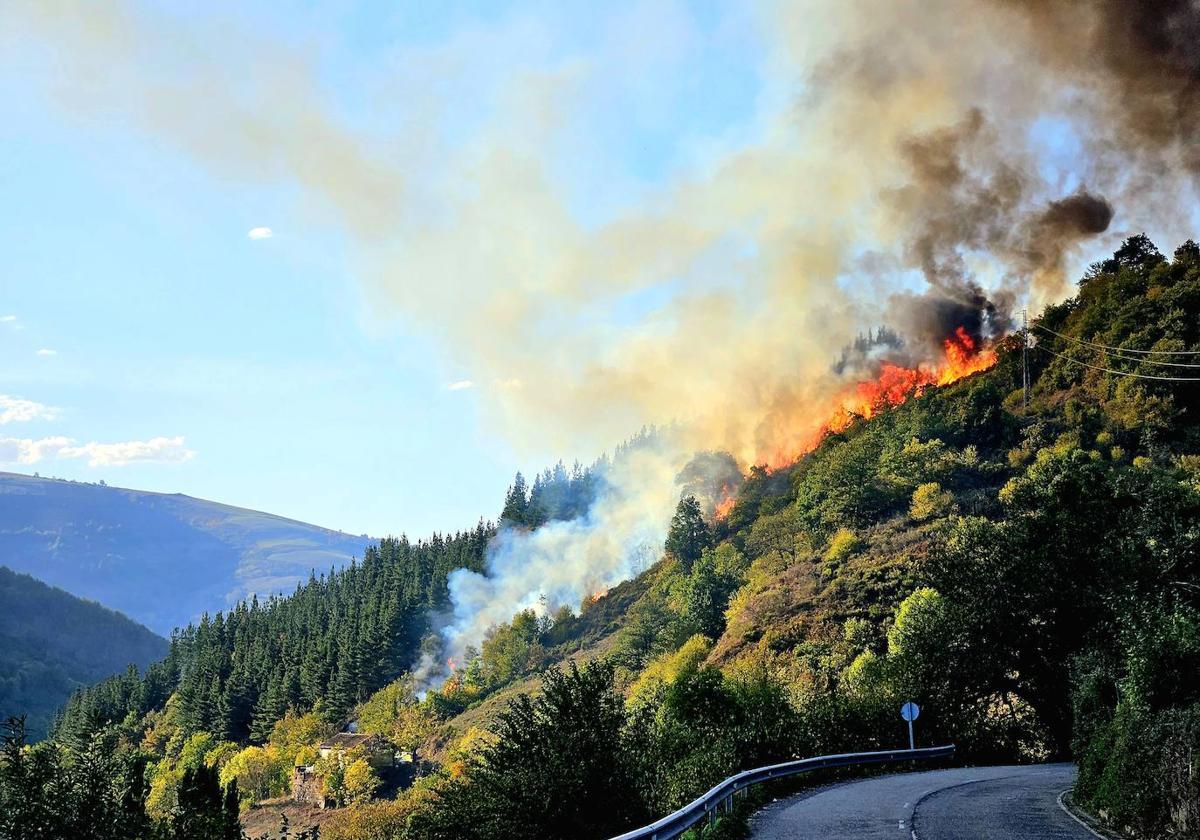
(665, 495), (711, 570)
(500, 472), (529, 525)
(249, 674), (284, 743)
(173, 764), (230, 840)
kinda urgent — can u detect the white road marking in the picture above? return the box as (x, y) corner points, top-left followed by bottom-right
(1056, 789), (1107, 839)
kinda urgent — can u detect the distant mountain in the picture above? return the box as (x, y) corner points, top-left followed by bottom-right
(0, 472), (374, 634)
(0, 565), (167, 740)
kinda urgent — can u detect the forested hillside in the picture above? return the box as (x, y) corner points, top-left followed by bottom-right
(0, 566), (166, 741)
(5, 238), (1199, 839)
(0, 473), (374, 634)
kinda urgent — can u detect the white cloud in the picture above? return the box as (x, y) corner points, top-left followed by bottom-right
(0, 434), (195, 467)
(36, 348), (57, 357)
(59, 435), (196, 466)
(0, 395), (59, 425)
(445, 379), (475, 391)
(247, 226), (273, 240)
(0, 436), (72, 465)
(0, 315), (16, 323)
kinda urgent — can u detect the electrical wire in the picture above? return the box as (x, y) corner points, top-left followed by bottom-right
(1033, 322), (1200, 356)
(1033, 343), (1200, 382)
(1031, 324), (1200, 369)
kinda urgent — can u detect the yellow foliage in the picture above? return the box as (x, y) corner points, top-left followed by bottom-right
(219, 745), (289, 805)
(627, 635), (712, 703)
(358, 678), (415, 735)
(444, 726), (495, 779)
(204, 740), (240, 771)
(842, 649), (883, 694)
(342, 758), (381, 804)
(887, 587), (945, 657)
(177, 732), (216, 772)
(140, 694), (182, 757)
(824, 528), (861, 564)
(269, 711), (332, 765)
(321, 788), (438, 840)
(145, 765), (182, 820)
(909, 482), (956, 521)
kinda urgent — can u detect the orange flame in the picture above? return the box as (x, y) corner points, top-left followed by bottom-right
(712, 478), (739, 520)
(767, 327), (996, 469)
(446, 656), (457, 673)
(713, 494), (736, 520)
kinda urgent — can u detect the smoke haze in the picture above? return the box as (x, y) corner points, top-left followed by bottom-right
(8, 0), (1196, 683)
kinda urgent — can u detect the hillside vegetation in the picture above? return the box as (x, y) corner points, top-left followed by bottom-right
(0, 566), (166, 741)
(4, 237), (1199, 839)
(0, 473), (374, 634)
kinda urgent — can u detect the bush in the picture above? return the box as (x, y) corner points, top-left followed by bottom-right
(1076, 704), (1200, 837)
(322, 790), (436, 840)
(343, 758), (381, 804)
(909, 483), (956, 521)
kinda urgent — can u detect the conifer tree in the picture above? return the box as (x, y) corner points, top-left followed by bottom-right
(665, 495), (711, 570)
(500, 472), (529, 525)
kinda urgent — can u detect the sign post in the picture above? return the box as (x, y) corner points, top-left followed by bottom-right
(900, 702), (920, 750)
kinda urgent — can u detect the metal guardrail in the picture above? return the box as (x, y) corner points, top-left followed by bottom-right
(608, 744), (956, 840)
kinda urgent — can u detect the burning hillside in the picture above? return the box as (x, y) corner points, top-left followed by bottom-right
(826, 327), (997, 433)
(754, 325), (999, 472)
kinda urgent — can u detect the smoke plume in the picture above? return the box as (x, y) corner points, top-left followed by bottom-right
(7, 0), (1197, 686)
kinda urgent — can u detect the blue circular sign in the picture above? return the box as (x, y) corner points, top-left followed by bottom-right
(900, 702), (920, 722)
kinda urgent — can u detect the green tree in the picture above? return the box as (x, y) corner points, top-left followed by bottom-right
(342, 757), (380, 804)
(665, 495), (711, 570)
(414, 662), (651, 840)
(172, 763), (240, 840)
(500, 472), (529, 525)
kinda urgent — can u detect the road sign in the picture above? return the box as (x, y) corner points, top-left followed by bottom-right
(901, 702), (920, 750)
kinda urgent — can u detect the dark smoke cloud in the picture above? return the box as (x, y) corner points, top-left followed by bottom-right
(810, 1), (1189, 359)
(1017, 191), (1115, 280)
(1003, 0), (1200, 172)
(882, 109), (1114, 355)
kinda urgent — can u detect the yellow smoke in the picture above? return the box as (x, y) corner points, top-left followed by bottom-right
(4, 0), (1193, 465)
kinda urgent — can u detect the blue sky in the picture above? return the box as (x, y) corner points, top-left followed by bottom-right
(6, 2), (1191, 540)
(0, 1), (766, 537)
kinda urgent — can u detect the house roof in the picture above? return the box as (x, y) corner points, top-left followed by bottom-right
(319, 732), (387, 751)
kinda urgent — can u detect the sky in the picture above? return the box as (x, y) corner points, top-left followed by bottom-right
(4, 1), (1197, 542)
(0, 1), (765, 537)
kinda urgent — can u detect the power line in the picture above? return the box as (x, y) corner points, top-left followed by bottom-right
(1032, 324), (1200, 368)
(1033, 343), (1200, 382)
(1033, 323), (1200, 356)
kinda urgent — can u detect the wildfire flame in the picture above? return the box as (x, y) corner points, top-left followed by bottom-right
(713, 494), (736, 520)
(712, 478), (740, 521)
(446, 656), (457, 673)
(767, 327), (996, 469)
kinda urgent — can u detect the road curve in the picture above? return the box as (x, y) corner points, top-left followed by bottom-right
(749, 763), (1100, 839)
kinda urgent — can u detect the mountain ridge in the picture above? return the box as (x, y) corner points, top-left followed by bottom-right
(0, 565), (167, 741)
(0, 471), (374, 634)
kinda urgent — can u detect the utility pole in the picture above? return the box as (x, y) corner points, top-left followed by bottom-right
(1022, 308), (1029, 410)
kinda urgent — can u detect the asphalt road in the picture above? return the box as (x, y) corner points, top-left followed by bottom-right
(749, 764), (1100, 839)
